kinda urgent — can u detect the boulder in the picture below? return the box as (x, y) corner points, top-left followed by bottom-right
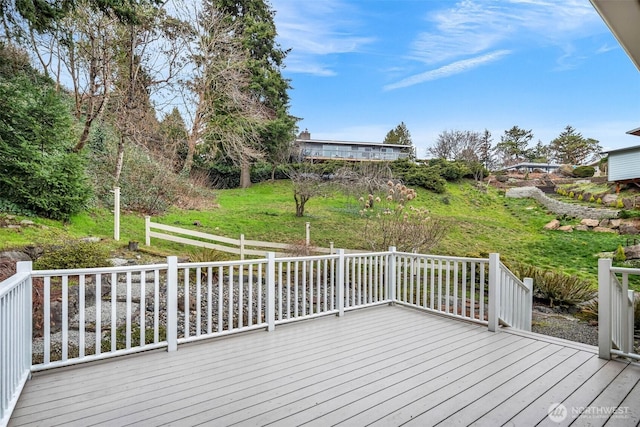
(558, 225), (573, 232)
(544, 220), (560, 230)
(575, 225), (589, 231)
(601, 194), (618, 206)
(558, 164), (574, 177)
(619, 224), (639, 235)
(622, 198), (635, 210)
(599, 219), (610, 228)
(610, 219), (622, 229)
(0, 251), (32, 263)
(593, 227), (617, 234)
(624, 245), (640, 260)
(580, 219), (600, 228)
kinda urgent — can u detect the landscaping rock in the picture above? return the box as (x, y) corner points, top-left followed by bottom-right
(610, 219), (622, 229)
(558, 225), (573, 232)
(544, 220), (560, 230)
(593, 226), (616, 233)
(575, 225), (589, 231)
(0, 251), (32, 264)
(558, 164), (574, 177)
(624, 245), (640, 260)
(620, 224), (639, 235)
(623, 198), (635, 210)
(580, 219), (600, 228)
(601, 194), (618, 206)
(20, 220), (35, 226)
(599, 219), (610, 228)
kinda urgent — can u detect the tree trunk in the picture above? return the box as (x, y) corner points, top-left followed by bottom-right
(240, 161), (251, 188)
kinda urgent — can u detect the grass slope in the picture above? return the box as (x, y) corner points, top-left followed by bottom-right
(0, 179), (632, 288)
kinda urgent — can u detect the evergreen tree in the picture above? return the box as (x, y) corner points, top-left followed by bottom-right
(495, 126), (533, 166)
(549, 125), (601, 165)
(384, 122), (415, 160)
(214, 0), (296, 187)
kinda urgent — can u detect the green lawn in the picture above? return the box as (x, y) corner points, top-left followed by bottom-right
(1, 179), (634, 288)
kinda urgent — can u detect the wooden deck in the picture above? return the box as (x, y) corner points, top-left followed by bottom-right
(9, 305), (640, 427)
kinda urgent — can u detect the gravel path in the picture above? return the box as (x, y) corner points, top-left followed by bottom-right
(531, 310), (599, 346)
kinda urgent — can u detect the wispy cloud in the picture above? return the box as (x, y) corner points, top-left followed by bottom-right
(384, 50), (511, 91)
(271, 0), (374, 76)
(411, 0), (601, 66)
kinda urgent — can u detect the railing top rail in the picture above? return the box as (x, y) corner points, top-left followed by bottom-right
(394, 251), (489, 263)
(177, 258), (268, 269)
(0, 271), (30, 299)
(274, 253), (340, 263)
(610, 266), (640, 275)
(499, 262), (530, 291)
(31, 263), (169, 277)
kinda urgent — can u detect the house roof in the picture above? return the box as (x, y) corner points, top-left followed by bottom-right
(602, 143), (640, 155)
(590, 0), (640, 71)
(504, 162), (560, 170)
(295, 138), (406, 149)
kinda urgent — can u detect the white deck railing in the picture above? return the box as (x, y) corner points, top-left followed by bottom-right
(0, 249), (533, 423)
(0, 263), (31, 427)
(598, 259), (639, 361)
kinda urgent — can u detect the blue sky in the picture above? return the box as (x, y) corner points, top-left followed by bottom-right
(270, 0), (640, 158)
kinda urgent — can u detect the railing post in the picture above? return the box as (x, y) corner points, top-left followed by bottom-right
(167, 256), (178, 352)
(240, 234), (245, 260)
(598, 258), (612, 359)
(337, 249), (345, 317)
(306, 222), (310, 246)
(388, 247), (397, 303)
(488, 253), (500, 332)
(17, 261), (33, 373)
(523, 277), (533, 332)
(627, 290), (634, 354)
(266, 252), (276, 331)
(145, 216), (151, 246)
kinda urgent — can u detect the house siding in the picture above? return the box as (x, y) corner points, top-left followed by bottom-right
(608, 149), (640, 181)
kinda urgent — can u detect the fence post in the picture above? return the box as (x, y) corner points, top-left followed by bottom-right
(488, 253), (500, 332)
(337, 249), (345, 317)
(240, 234), (245, 260)
(145, 216), (151, 246)
(598, 258), (612, 359)
(112, 187), (120, 241)
(266, 252), (276, 332)
(167, 256), (178, 352)
(306, 222), (310, 246)
(388, 247), (397, 303)
(523, 277), (533, 332)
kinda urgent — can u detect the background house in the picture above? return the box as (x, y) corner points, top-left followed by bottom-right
(295, 130), (411, 162)
(603, 143), (640, 184)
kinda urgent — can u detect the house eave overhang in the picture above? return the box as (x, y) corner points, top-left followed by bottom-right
(590, 0), (640, 72)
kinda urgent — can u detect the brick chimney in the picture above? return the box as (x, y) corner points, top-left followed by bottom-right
(298, 128), (311, 140)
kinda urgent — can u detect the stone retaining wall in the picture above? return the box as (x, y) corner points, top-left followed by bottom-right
(505, 186), (619, 219)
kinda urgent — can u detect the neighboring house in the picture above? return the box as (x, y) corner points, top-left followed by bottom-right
(602, 143), (640, 184)
(294, 130), (411, 162)
(503, 162), (560, 173)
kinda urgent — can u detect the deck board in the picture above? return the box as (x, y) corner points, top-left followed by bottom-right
(9, 304), (640, 427)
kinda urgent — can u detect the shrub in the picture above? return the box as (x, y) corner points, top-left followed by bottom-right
(402, 168), (446, 193)
(0, 51), (92, 219)
(34, 241), (111, 270)
(569, 191), (574, 198)
(509, 262), (596, 307)
(573, 166), (595, 178)
(616, 199), (624, 209)
(614, 245), (626, 262)
(589, 195), (595, 203)
(578, 194), (583, 201)
(597, 198), (602, 204)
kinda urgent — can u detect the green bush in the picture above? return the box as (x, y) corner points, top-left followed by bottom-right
(403, 168), (446, 193)
(572, 165), (595, 178)
(0, 46), (92, 219)
(509, 262), (596, 307)
(34, 240), (111, 270)
(614, 245), (626, 262)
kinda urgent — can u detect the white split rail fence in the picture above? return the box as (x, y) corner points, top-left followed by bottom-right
(1, 249), (532, 425)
